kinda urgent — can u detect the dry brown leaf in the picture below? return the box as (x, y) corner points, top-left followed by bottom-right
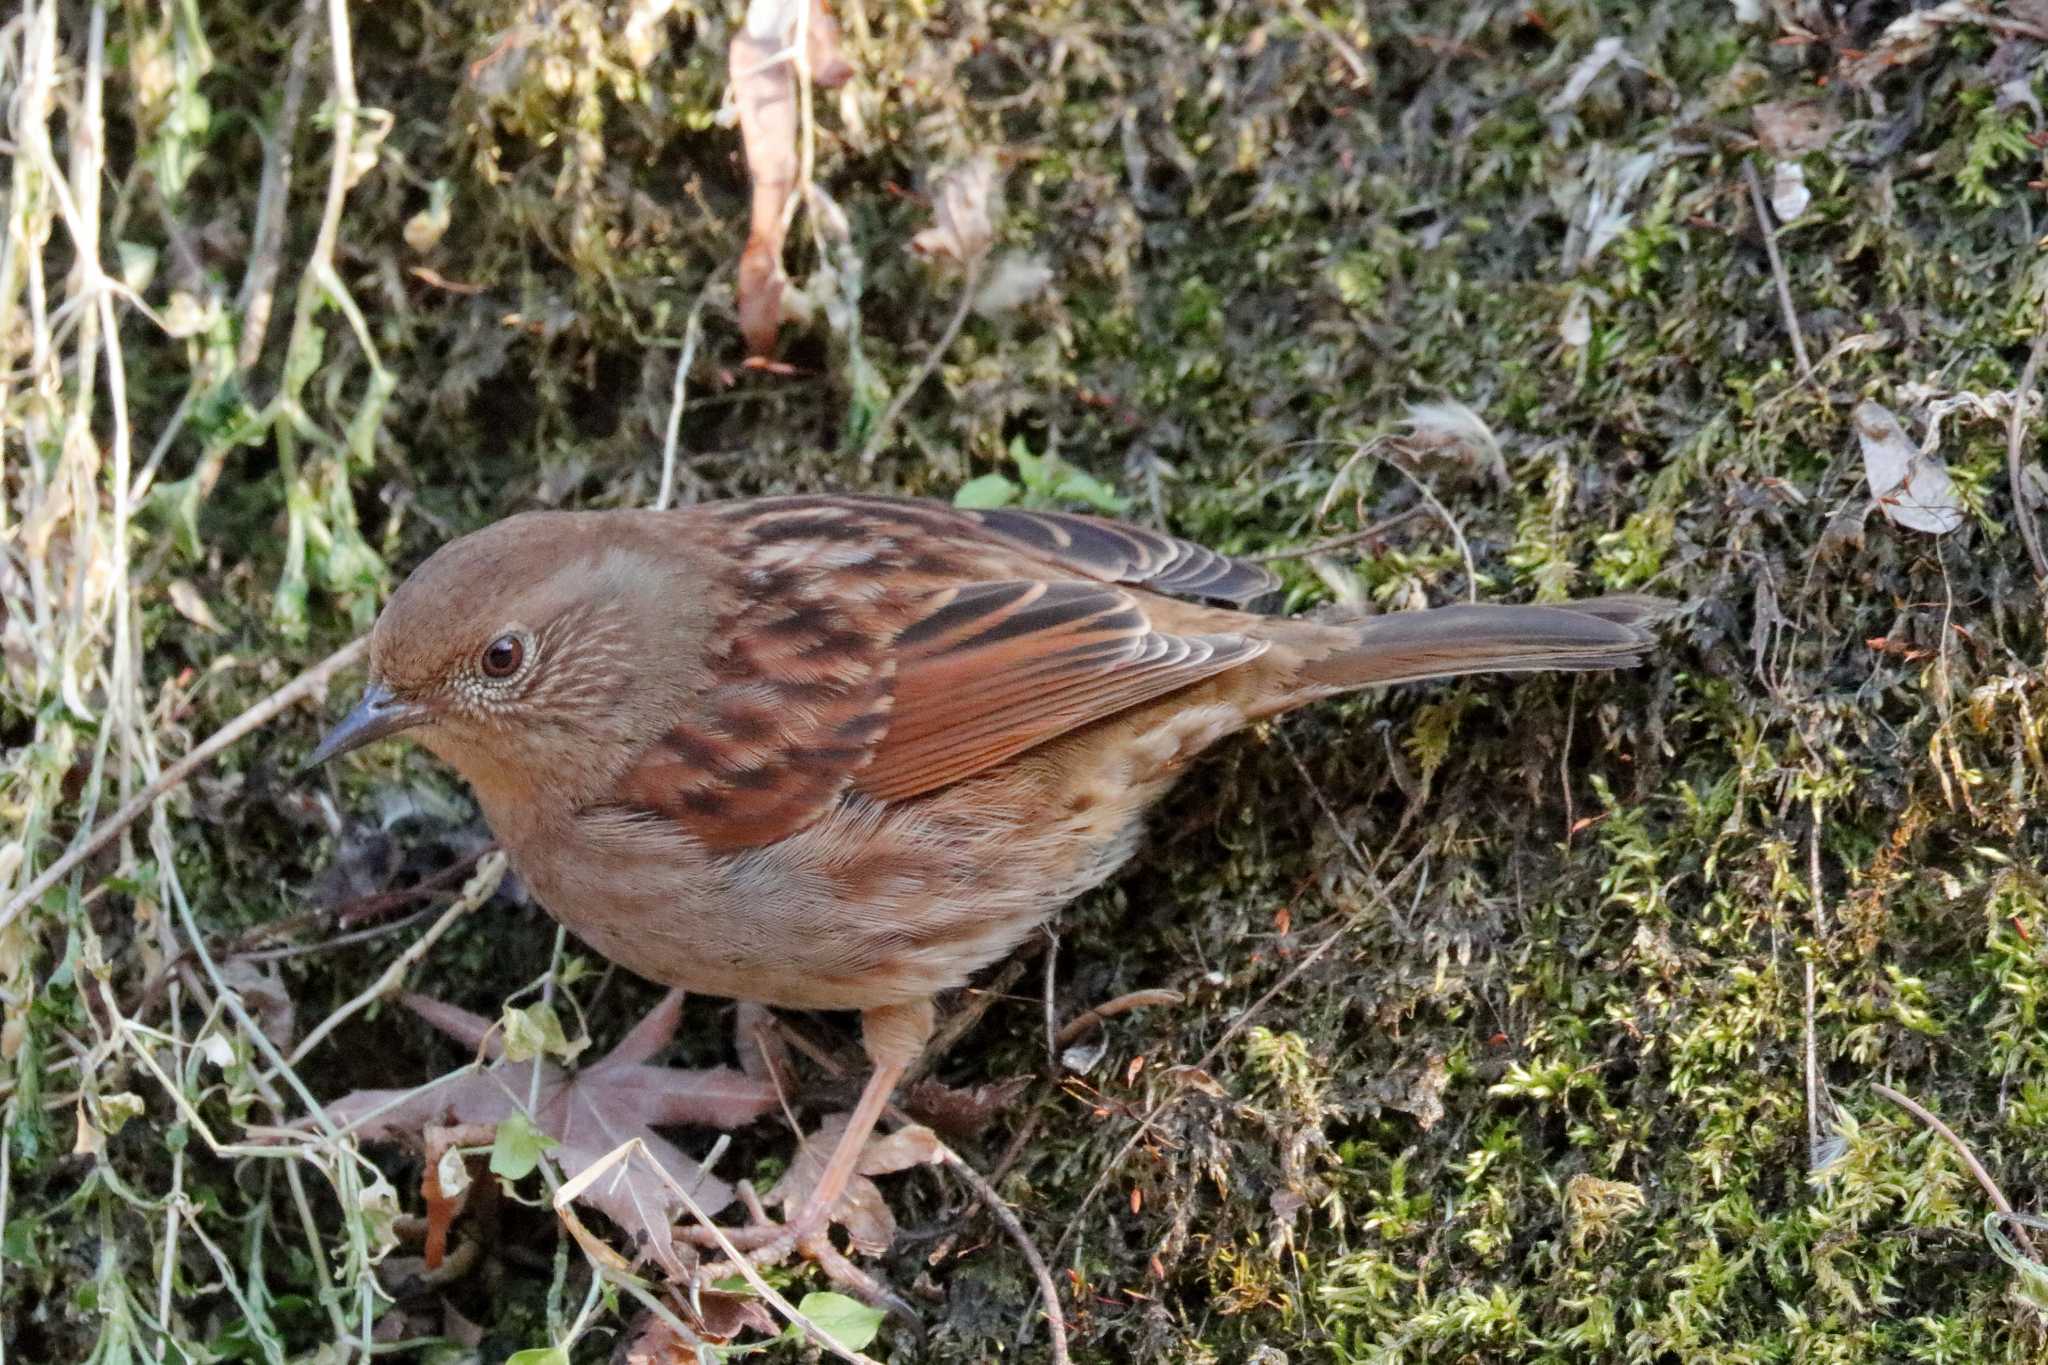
(972, 252), (1053, 315)
(615, 1288), (777, 1359)
(1400, 400), (1509, 488)
(733, 1000), (789, 1089)
(805, 0), (852, 88)
(1365, 1052), (1451, 1130)
(1752, 99), (1836, 223)
(1770, 161), (1810, 222)
(1839, 1), (1992, 86)
(730, 16), (794, 359)
(1855, 399), (1965, 535)
(1751, 99), (1839, 157)
(218, 958), (295, 1049)
(420, 1121), (493, 1269)
(766, 1115), (944, 1256)
(623, 0), (678, 70)
(729, 0), (852, 359)
(325, 990), (779, 1255)
(900, 1075), (1032, 1138)
(166, 578), (225, 634)
(911, 155), (1000, 265)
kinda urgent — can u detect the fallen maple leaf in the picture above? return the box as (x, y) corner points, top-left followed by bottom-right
(324, 990), (779, 1262)
(766, 1114), (944, 1256)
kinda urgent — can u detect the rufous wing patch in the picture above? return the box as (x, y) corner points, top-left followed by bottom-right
(855, 580), (1264, 802)
(611, 570), (895, 853)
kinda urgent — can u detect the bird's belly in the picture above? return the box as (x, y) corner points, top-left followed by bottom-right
(498, 697), (1247, 1012)
(511, 789), (1148, 1012)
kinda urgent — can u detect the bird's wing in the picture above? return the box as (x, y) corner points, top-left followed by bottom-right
(854, 579), (1264, 802)
(607, 497), (1268, 849)
(606, 573), (896, 854)
(722, 493), (1279, 604)
(949, 503), (1278, 603)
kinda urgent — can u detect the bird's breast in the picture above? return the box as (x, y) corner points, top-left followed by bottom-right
(477, 691), (1253, 1012)
(482, 778), (1129, 1011)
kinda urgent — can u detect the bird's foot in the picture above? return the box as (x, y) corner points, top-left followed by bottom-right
(675, 1112), (941, 1317)
(680, 1184), (917, 1321)
(674, 1178), (827, 1260)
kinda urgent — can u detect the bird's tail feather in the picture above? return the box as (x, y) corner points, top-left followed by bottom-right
(1291, 594), (1670, 695)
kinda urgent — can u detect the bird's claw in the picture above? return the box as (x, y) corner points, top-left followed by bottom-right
(680, 1210), (919, 1326)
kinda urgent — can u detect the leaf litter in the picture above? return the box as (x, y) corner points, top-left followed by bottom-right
(324, 988), (778, 1261)
(1855, 399), (1965, 535)
(727, 0), (852, 359)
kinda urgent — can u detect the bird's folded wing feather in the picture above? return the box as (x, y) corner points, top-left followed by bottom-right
(955, 504), (1278, 603)
(854, 580), (1264, 802)
(605, 583), (895, 853)
(608, 498), (1270, 850)
(722, 494), (1279, 603)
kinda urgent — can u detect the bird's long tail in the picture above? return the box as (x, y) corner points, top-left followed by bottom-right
(1285, 593), (1669, 698)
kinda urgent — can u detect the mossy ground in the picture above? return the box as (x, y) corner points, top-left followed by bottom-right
(9, 0), (2048, 1361)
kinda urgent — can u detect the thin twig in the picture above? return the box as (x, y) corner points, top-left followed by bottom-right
(136, 844), (494, 1014)
(859, 254), (982, 466)
(86, 0), (145, 903)
(1559, 675), (1578, 842)
(654, 303), (706, 510)
(558, 1139), (886, 1365)
(228, 903), (442, 964)
(1988, 15), (2048, 41)
(1041, 930), (1058, 1069)
(1743, 159), (1816, 390)
(272, 850), (505, 1075)
(1872, 1083), (2036, 1258)
(1285, 0), (1369, 86)
(0, 636), (369, 934)
(1306, 437), (1478, 603)
(331, 843), (495, 927)
(1243, 506), (1429, 563)
(985, 1105), (1044, 1191)
(234, 0), (321, 373)
(792, 0), (817, 243)
(126, 379), (196, 504)
(1044, 834), (1430, 1282)
(909, 947), (1037, 1084)
(294, 0), (368, 350)
(1804, 814), (1827, 1163)
(527, 923), (569, 1130)
(156, 873), (384, 1342)
(0, 1129), (10, 1365)
(2006, 329), (2048, 583)
(1276, 725), (1379, 875)
(937, 1141), (1070, 1365)
(1055, 989), (1186, 1048)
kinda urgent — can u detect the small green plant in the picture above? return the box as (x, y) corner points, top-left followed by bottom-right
(954, 434), (1128, 512)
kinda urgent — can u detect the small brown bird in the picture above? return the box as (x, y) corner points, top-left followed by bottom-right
(310, 494), (1662, 1248)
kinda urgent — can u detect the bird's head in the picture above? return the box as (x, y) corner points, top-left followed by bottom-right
(308, 511), (718, 802)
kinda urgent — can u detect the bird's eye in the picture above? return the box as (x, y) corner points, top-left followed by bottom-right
(480, 633), (525, 679)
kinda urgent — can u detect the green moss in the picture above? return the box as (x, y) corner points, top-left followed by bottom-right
(13, 0), (2048, 1360)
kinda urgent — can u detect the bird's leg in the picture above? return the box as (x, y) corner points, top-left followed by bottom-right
(680, 999), (934, 1261)
(783, 998), (933, 1242)
(784, 1055), (907, 1239)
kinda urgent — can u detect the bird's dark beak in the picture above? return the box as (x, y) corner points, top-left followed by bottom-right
(304, 681), (431, 772)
